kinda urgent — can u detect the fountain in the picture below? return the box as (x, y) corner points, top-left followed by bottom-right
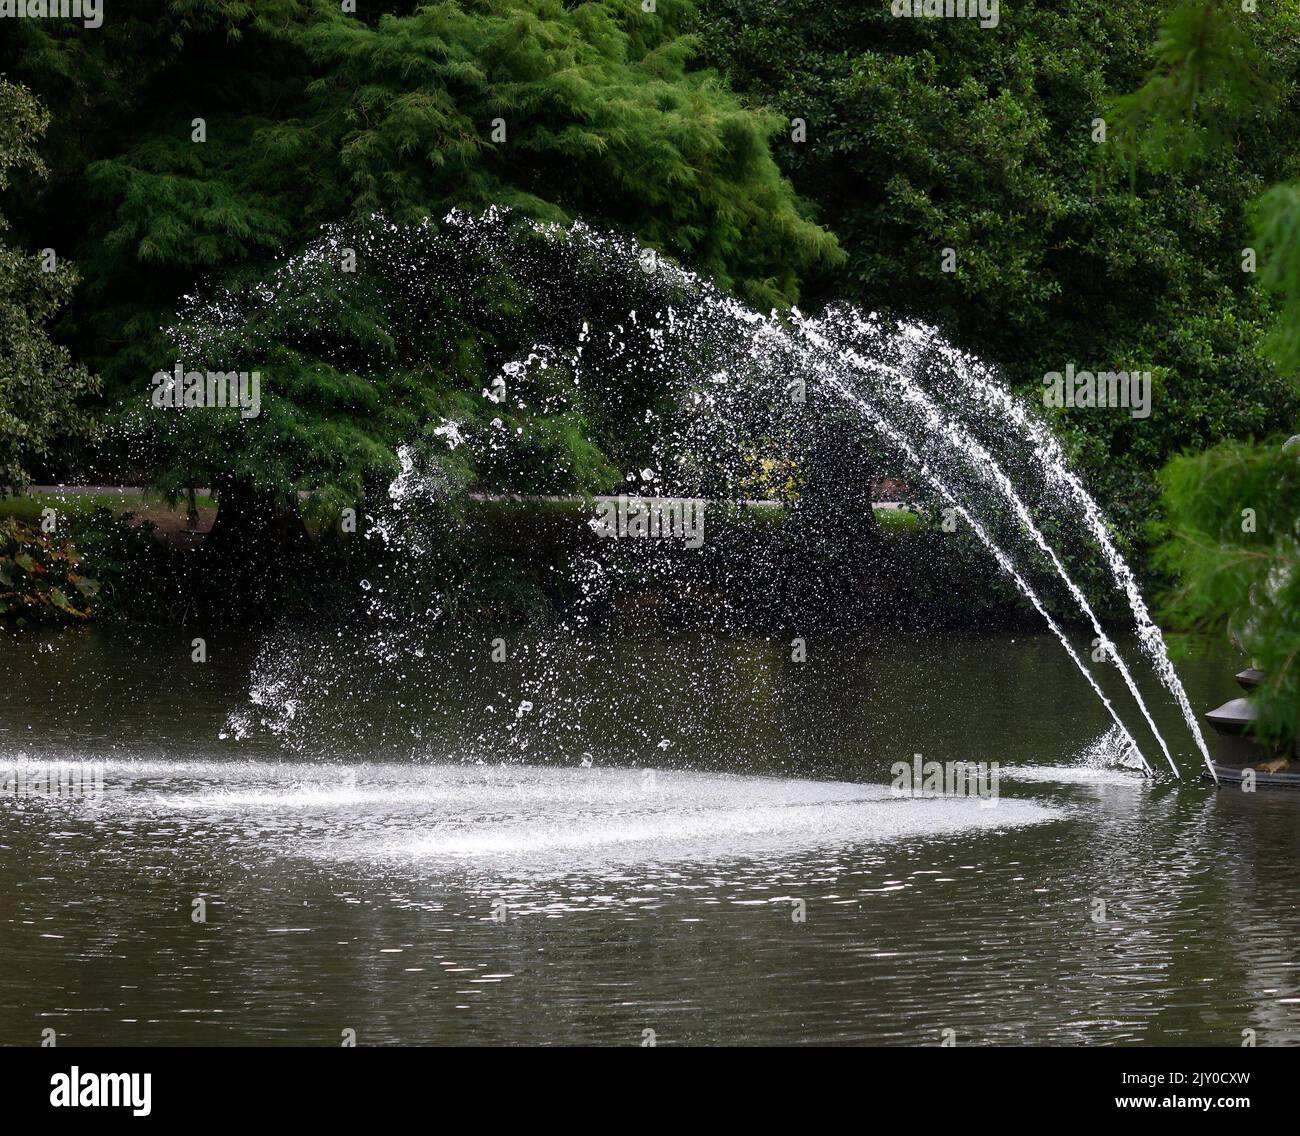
(174, 208), (1212, 779)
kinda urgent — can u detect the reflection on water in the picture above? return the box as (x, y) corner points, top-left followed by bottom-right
(1, 625), (1299, 1046)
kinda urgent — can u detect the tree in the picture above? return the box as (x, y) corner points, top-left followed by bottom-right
(1, 0), (838, 567)
(1, 0), (837, 388)
(0, 80), (99, 492)
(1123, 0), (1300, 751)
(1156, 440), (1300, 749)
(696, 0), (1300, 545)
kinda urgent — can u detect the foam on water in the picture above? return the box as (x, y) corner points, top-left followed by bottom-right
(997, 765), (1146, 786)
(4, 757), (1062, 868)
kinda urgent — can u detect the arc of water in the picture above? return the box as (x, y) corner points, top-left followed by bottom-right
(692, 302), (1154, 772)
(732, 317), (1154, 774)
(927, 344), (1217, 783)
(435, 212), (1175, 777)
(824, 376), (1153, 774)
(799, 317), (1180, 777)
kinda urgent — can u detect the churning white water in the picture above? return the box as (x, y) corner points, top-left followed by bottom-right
(14, 757), (1063, 870)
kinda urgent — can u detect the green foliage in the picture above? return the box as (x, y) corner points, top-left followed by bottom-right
(1155, 440), (1300, 746)
(64, 506), (209, 623)
(1254, 183), (1300, 373)
(0, 0), (836, 552)
(698, 0), (1300, 543)
(0, 81), (100, 490)
(1109, 0), (1266, 172)
(0, 516), (99, 621)
(127, 214), (637, 526)
(9, 0), (1300, 640)
(2, 0), (836, 386)
(0, 77), (48, 192)
(1116, 0), (1300, 745)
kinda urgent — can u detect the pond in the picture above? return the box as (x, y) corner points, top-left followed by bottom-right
(1, 624), (1296, 1046)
